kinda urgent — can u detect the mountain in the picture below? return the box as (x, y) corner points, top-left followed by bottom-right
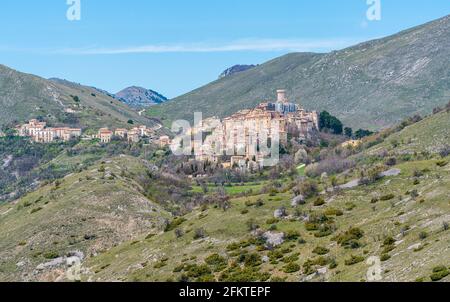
(0, 66), (159, 129)
(116, 86), (168, 109)
(219, 64), (256, 79)
(150, 15), (450, 130)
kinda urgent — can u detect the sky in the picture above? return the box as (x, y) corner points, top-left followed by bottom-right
(0, 0), (448, 98)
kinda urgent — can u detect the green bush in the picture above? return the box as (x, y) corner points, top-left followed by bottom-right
(313, 246), (330, 255)
(165, 217), (187, 232)
(205, 254), (227, 272)
(43, 251), (59, 259)
(380, 194), (395, 201)
(430, 266), (449, 281)
(380, 254), (391, 262)
(383, 236), (396, 246)
(336, 228), (364, 248)
(324, 208), (344, 216)
(285, 230), (301, 241)
(313, 197), (325, 207)
(283, 262), (301, 273)
(345, 255), (365, 266)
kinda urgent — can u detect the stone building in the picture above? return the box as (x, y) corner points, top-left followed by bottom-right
(190, 90), (319, 167)
(98, 128), (113, 143)
(16, 120), (82, 143)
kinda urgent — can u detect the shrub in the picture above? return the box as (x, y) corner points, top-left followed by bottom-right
(436, 160), (448, 167)
(324, 208), (343, 216)
(380, 194), (395, 201)
(380, 254), (391, 262)
(313, 197), (325, 207)
(165, 217), (187, 232)
(345, 255), (365, 266)
(30, 207), (43, 214)
(385, 157), (397, 166)
(312, 246), (330, 255)
(238, 253), (262, 267)
(193, 228), (207, 240)
(383, 237), (396, 246)
(285, 230), (301, 241)
(205, 254), (227, 272)
(336, 228), (364, 248)
(283, 262), (301, 273)
(305, 157), (355, 178)
(430, 266), (449, 281)
(43, 251), (59, 259)
(266, 218), (279, 225)
(419, 231), (428, 240)
(297, 180), (319, 198)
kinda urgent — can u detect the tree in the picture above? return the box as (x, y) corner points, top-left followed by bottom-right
(354, 129), (374, 139)
(127, 119), (134, 125)
(344, 127), (353, 138)
(319, 111), (343, 135)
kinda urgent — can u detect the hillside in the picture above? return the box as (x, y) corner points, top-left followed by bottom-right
(0, 108), (448, 282)
(0, 65), (160, 129)
(0, 156), (171, 281)
(115, 86), (168, 108)
(79, 110), (448, 282)
(150, 14), (450, 130)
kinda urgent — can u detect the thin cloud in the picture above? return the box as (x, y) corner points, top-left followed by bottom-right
(56, 38), (365, 55)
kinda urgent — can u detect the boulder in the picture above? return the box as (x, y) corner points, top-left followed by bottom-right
(295, 148), (308, 164)
(274, 207), (287, 218)
(263, 232), (285, 247)
(291, 195), (305, 206)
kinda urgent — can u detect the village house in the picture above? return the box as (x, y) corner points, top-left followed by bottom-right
(188, 90), (319, 169)
(16, 120), (82, 143)
(98, 128), (113, 143)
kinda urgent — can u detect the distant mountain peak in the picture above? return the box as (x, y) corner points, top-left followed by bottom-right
(115, 86), (168, 108)
(219, 64), (256, 79)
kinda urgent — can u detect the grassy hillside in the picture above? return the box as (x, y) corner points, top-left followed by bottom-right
(0, 156), (171, 281)
(80, 111), (450, 282)
(83, 158), (449, 282)
(0, 107), (448, 282)
(150, 14), (450, 130)
(0, 65), (160, 129)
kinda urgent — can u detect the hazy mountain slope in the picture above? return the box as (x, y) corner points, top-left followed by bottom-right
(0, 66), (159, 129)
(116, 86), (168, 108)
(150, 14), (450, 130)
(0, 156), (170, 281)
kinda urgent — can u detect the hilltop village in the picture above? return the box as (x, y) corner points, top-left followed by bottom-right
(15, 119), (171, 148)
(14, 90), (319, 170)
(188, 90), (319, 169)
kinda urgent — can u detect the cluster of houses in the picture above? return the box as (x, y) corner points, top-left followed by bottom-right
(185, 90), (319, 169)
(14, 119), (172, 148)
(95, 126), (171, 147)
(15, 119), (82, 143)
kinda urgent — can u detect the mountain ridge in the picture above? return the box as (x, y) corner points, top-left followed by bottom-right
(0, 65), (159, 129)
(150, 14), (450, 130)
(115, 86), (168, 108)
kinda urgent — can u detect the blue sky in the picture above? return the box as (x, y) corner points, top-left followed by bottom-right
(0, 0), (448, 98)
